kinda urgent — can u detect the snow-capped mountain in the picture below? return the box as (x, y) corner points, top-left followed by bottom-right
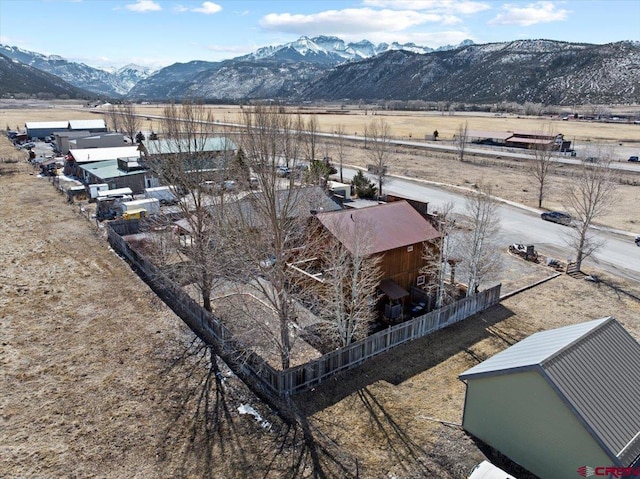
(239, 35), (448, 64)
(0, 45), (152, 97)
(2, 37), (639, 105)
(112, 64), (153, 93)
(0, 52), (93, 98)
(298, 40), (640, 105)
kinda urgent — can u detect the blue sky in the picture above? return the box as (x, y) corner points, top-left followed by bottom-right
(1, 0), (638, 70)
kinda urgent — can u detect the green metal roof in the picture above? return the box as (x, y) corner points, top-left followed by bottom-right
(79, 160), (146, 180)
(144, 137), (236, 155)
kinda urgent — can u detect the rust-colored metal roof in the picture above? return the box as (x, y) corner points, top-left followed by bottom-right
(316, 201), (440, 255)
(467, 130), (514, 141)
(506, 137), (554, 144)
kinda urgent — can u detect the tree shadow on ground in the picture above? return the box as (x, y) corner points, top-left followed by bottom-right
(155, 337), (257, 479)
(354, 386), (446, 477)
(294, 304), (515, 417)
(591, 275), (640, 303)
(154, 336), (361, 478)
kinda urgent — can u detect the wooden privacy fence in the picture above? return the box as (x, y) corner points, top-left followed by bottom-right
(107, 226), (282, 397)
(107, 225), (500, 398)
(278, 284), (501, 395)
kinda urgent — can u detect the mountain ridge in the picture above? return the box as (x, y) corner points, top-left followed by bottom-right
(0, 52), (94, 99)
(1, 37), (639, 105)
(0, 45), (152, 97)
(297, 39), (640, 105)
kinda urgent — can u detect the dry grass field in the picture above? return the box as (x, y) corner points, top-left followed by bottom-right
(2, 99), (640, 145)
(2, 101), (640, 478)
(2, 100), (639, 233)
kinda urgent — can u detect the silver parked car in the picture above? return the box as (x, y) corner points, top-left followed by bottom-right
(541, 211), (572, 226)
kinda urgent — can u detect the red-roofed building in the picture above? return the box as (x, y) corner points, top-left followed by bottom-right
(315, 201), (441, 298)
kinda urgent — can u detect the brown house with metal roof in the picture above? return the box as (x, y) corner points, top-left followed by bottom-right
(315, 201), (441, 301)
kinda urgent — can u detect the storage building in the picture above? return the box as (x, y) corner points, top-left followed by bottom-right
(459, 317), (640, 479)
(68, 133), (126, 150)
(65, 145), (142, 176)
(68, 119), (107, 133)
(78, 157), (151, 194)
(25, 121), (69, 140)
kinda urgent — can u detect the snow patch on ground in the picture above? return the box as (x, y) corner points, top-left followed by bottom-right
(238, 404), (272, 430)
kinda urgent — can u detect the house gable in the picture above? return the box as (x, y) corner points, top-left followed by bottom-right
(315, 201), (440, 255)
(462, 370), (611, 479)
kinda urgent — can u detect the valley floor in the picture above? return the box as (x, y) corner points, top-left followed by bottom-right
(1, 160), (307, 478)
(2, 128), (640, 478)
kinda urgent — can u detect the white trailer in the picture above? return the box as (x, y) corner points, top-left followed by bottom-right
(89, 183), (109, 200)
(120, 198), (160, 215)
(144, 186), (178, 205)
(97, 187), (134, 199)
(327, 180), (352, 200)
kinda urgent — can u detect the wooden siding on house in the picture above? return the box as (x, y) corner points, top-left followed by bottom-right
(378, 242), (429, 292)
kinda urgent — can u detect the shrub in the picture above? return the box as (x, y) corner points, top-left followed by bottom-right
(352, 170), (377, 199)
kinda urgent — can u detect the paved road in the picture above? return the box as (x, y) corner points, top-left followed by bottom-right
(135, 113), (640, 172)
(313, 131), (640, 172)
(341, 167), (640, 283)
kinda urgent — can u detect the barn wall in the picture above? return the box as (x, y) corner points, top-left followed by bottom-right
(462, 371), (610, 479)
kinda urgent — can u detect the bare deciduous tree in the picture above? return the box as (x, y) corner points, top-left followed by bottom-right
(421, 202), (459, 309)
(365, 118), (392, 200)
(459, 184), (502, 296)
(104, 104), (120, 133)
(334, 124), (347, 183)
(566, 151), (617, 271)
(314, 218), (382, 347)
(455, 121), (469, 162)
(531, 125), (557, 208)
(221, 104), (315, 370)
(304, 114), (319, 163)
(118, 102), (142, 145)
(144, 101), (233, 312)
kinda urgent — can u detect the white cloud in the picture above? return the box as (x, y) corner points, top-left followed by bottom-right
(260, 8), (460, 36)
(489, 1), (570, 26)
(192, 2), (222, 15)
(124, 0), (161, 13)
(174, 2), (222, 14)
(362, 0), (491, 15)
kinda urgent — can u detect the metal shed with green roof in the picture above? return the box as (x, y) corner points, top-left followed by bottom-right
(459, 317), (640, 479)
(78, 158), (151, 194)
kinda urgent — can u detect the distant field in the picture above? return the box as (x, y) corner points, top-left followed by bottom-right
(131, 104), (640, 146)
(2, 100), (640, 148)
(2, 100), (639, 233)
